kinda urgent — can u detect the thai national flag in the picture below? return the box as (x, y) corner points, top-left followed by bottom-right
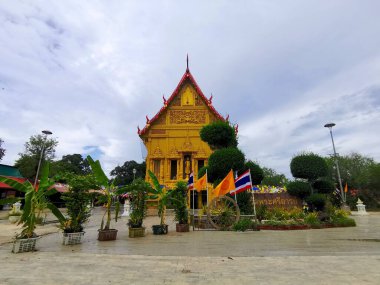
(231, 170), (252, 195)
(187, 173), (194, 190)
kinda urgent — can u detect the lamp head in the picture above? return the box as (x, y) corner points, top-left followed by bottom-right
(324, 123), (335, 128)
(42, 130), (53, 135)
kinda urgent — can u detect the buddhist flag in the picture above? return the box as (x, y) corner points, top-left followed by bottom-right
(194, 173), (207, 192)
(213, 170), (236, 197)
(344, 183), (348, 193)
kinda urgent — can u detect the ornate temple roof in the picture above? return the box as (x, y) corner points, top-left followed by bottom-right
(138, 66), (225, 136)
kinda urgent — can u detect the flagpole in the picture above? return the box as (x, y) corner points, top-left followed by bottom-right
(192, 189), (195, 216)
(206, 169), (209, 206)
(234, 171), (238, 202)
(248, 169), (257, 221)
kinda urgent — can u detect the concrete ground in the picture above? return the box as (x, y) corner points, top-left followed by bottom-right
(0, 208), (379, 285)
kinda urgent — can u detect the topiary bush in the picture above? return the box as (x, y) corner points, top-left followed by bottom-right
(208, 147), (245, 182)
(200, 121), (238, 150)
(290, 153), (328, 181)
(306, 193), (326, 211)
(198, 166), (208, 179)
(256, 205), (268, 222)
(236, 191), (254, 215)
(313, 179), (335, 194)
(286, 181), (312, 199)
(241, 160), (264, 185)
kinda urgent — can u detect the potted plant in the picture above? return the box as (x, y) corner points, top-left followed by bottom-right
(148, 170), (172, 235)
(8, 202), (23, 224)
(171, 181), (189, 232)
(0, 163), (65, 253)
(122, 178), (149, 238)
(60, 174), (95, 245)
(87, 156), (121, 241)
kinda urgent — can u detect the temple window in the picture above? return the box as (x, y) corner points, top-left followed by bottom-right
(197, 159), (205, 173)
(170, 160), (178, 180)
(153, 160), (160, 177)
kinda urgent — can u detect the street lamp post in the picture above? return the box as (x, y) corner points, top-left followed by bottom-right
(33, 130), (53, 189)
(324, 123), (345, 205)
(133, 168), (137, 180)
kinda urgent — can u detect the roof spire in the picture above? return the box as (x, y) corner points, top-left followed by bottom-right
(186, 53), (189, 72)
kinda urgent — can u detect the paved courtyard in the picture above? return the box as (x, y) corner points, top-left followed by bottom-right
(0, 208), (379, 284)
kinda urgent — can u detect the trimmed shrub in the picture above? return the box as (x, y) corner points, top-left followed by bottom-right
(208, 147), (245, 182)
(200, 121), (238, 150)
(290, 153), (328, 181)
(233, 218), (254, 232)
(198, 166), (208, 179)
(287, 181), (312, 199)
(306, 193), (326, 211)
(256, 205), (267, 222)
(236, 191), (254, 215)
(332, 216), (356, 227)
(304, 212), (321, 228)
(241, 161), (264, 185)
(313, 179), (335, 194)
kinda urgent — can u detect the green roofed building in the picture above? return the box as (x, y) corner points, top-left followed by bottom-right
(0, 164), (27, 209)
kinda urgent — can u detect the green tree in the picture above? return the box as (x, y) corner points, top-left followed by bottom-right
(51, 154), (91, 177)
(14, 134), (58, 180)
(110, 160), (146, 186)
(0, 138), (5, 161)
(261, 167), (288, 186)
(200, 121), (238, 150)
(325, 152), (375, 189)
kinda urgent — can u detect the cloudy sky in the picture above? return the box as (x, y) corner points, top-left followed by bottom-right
(1, 0), (379, 177)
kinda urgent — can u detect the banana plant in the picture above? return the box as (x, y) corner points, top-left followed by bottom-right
(87, 156), (120, 230)
(0, 163), (66, 239)
(148, 170), (173, 225)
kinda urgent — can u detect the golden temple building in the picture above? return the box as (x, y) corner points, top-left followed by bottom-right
(138, 61), (227, 206)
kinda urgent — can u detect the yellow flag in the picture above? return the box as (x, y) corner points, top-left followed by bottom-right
(344, 183), (348, 193)
(194, 173), (207, 192)
(213, 170), (236, 197)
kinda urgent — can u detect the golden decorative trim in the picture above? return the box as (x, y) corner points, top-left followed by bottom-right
(151, 129), (166, 134)
(169, 110), (206, 124)
(151, 146), (164, 158)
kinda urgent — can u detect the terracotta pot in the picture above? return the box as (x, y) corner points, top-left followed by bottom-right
(176, 223), (189, 232)
(98, 229), (118, 241)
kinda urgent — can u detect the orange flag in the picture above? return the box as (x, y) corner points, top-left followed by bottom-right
(344, 183), (348, 193)
(194, 173), (207, 192)
(213, 170), (236, 197)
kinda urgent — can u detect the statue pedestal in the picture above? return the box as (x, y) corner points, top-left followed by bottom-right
(122, 200), (131, 217)
(356, 199), (368, 216)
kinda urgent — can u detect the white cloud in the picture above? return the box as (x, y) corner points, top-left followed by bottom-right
(1, 0), (380, 176)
